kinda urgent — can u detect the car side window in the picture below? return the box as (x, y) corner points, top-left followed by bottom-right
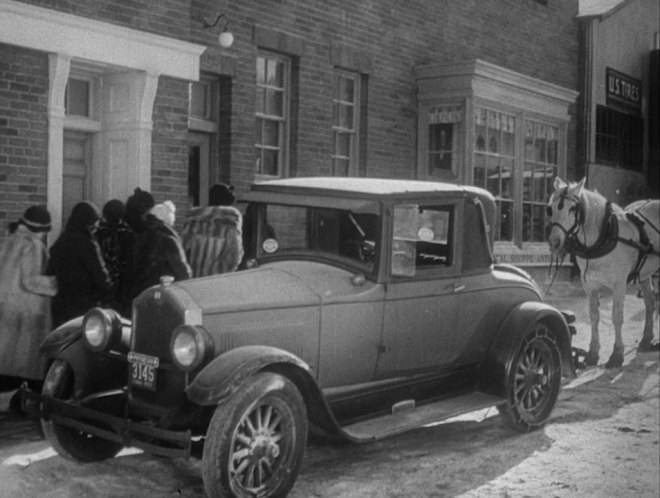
(392, 204), (453, 277)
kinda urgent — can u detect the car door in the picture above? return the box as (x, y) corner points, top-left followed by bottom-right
(377, 200), (463, 376)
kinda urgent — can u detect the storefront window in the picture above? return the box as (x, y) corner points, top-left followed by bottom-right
(427, 105), (462, 177)
(523, 120), (558, 242)
(473, 108), (516, 241)
(595, 105), (643, 170)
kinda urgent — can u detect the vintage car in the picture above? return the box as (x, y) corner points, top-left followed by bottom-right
(24, 177), (576, 498)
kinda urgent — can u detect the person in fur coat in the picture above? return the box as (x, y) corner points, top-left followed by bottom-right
(182, 184), (244, 278)
(0, 205), (57, 391)
(121, 189), (192, 314)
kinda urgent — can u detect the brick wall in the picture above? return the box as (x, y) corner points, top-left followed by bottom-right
(197, 0), (579, 191)
(3, 0), (580, 228)
(151, 76), (190, 227)
(0, 43), (48, 237)
(16, 0), (191, 40)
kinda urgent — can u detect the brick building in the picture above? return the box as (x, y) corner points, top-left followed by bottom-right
(576, 0), (659, 205)
(1, 0), (579, 272)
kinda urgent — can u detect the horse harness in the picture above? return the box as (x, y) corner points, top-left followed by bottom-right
(549, 188), (659, 283)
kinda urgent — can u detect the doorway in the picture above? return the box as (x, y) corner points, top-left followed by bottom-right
(62, 130), (92, 224)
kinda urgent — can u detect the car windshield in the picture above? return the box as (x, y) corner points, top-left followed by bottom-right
(245, 203), (379, 273)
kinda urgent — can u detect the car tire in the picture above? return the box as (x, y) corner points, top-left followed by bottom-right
(498, 322), (562, 433)
(41, 359), (123, 462)
(202, 372), (308, 498)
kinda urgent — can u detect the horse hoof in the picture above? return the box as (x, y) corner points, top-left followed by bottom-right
(585, 351), (599, 366)
(637, 340), (660, 353)
(605, 353), (624, 369)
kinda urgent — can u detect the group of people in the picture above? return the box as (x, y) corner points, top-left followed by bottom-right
(0, 184), (244, 411)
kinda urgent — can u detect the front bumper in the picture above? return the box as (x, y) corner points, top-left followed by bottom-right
(20, 386), (192, 459)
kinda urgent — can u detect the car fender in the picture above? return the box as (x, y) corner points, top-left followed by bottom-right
(186, 345), (345, 438)
(479, 301), (575, 399)
(42, 329), (127, 399)
(39, 317), (85, 359)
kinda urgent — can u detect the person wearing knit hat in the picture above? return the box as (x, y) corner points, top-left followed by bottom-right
(47, 201), (113, 328)
(0, 205), (57, 400)
(181, 184), (244, 277)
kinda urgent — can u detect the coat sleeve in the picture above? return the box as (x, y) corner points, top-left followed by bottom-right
(20, 241), (58, 297)
(161, 234), (193, 281)
(217, 225), (244, 273)
(83, 238), (114, 304)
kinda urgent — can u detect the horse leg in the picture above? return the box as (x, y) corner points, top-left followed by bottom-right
(605, 286), (626, 369)
(586, 288), (600, 366)
(637, 277), (659, 352)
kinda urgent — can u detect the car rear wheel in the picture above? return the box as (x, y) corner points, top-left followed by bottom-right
(498, 323), (562, 432)
(41, 359), (123, 462)
(202, 372), (308, 498)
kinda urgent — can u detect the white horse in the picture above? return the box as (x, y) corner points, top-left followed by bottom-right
(546, 177), (660, 368)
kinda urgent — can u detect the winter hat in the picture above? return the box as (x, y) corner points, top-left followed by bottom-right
(66, 201), (100, 232)
(209, 183), (235, 206)
(102, 199), (127, 224)
(151, 200), (176, 226)
(126, 187), (155, 217)
(20, 204), (51, 233)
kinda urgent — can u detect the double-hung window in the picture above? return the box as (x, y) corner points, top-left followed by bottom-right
(255, 53), (290, 178)
(332, 70), (360, 176)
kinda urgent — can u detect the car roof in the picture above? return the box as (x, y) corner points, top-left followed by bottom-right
(251, 177), (494, 201)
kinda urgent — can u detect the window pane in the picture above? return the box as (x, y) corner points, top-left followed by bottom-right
(267, 59), (283, 87)
(474, 154), (486, 188)
(263, 120), (279, 147)
(339, 77), (354, 102)
(262, 149), (279, 176)
(333, 158), (349, 177)
(336, 132), (350, 157)
(265, 89), (283, 117)
(256, 57), (266, 85)
(190, 81), (208, 118)
(66, 78), (89, 117)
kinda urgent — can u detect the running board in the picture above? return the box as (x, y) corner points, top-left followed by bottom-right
(340, 392), (504, 442)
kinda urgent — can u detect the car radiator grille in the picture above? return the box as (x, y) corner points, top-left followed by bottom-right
(129, 297), (187, 414)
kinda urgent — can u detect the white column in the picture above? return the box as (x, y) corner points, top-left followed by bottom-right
(100, 70), (160, 202)
(47, 53), (71, 242)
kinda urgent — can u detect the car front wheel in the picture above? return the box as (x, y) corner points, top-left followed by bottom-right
(41, 359), (123, 462)
(498, 323), (562, 432)
(202, 372), (308, 498)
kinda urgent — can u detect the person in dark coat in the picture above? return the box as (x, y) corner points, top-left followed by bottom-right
(96, 199), (134, 311)
(181, 184), (244, 277)
(47, 201), (113, 328)
(122, 188), (191, 311)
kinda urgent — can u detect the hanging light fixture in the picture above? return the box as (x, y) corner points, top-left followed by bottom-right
(203, 13), (234, 48)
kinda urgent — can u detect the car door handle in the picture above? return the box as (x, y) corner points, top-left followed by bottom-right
(453, 283), (466, 293)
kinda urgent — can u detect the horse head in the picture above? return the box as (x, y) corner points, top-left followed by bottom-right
(546, 176), (586, 257)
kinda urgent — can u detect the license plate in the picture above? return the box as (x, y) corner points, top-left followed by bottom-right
(128, 352), (159, 391)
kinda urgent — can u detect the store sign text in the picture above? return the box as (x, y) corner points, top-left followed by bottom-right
(606, 68), (641, 113)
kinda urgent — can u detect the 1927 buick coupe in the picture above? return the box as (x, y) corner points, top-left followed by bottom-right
(23, 177), (576, 498)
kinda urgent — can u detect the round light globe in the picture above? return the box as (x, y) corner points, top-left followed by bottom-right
(218, 31), (234, 48)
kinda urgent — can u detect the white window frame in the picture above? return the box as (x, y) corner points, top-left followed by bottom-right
(255, 52), (290, 180)
(332, 69), (361, 177)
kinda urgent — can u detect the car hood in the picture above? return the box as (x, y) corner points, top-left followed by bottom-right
(175, 261), (365, 314)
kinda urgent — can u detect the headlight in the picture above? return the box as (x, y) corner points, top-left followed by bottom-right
(83, 308), (122, 352)
(170, 325), (212, 371)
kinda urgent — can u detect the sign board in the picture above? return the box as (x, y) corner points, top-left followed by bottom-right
(606, 68), (642, 114)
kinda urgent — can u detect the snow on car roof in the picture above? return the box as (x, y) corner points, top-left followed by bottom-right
(253, 177), (491, 198)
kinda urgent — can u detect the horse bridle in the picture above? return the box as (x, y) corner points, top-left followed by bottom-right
(546, 188), (583, 256)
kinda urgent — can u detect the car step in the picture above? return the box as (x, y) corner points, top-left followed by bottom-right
(340, 392), (503, 442)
